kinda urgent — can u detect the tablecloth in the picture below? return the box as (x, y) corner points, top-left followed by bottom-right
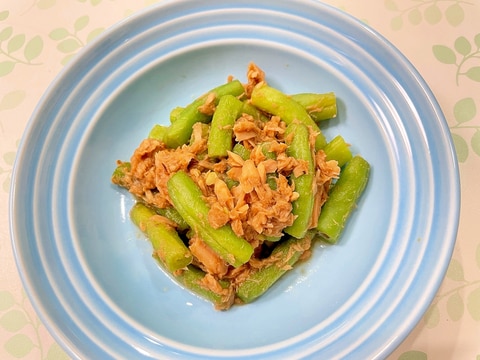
(1, 0), (479, 359)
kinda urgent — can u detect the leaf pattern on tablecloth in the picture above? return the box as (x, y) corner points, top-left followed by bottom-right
(49, 15), (104, 65)
(0, 291), (39, 358)
(423, 257), (480, 326)
(385, 0), (474, 30)
(0, 11), (43, 77)
(0, 147), (15, 193)
(433, 33), (480, 86)
(449, 97), (480, 162)
(397, 350), (428, 360)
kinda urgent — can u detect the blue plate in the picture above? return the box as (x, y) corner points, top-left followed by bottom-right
(10, 0), (460, 358)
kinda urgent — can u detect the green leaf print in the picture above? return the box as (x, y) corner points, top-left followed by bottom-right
(475, 33), (480, 48)
(24, 35), (43, 61)
(49, 28), (69, 40)
(0, 291), (15, 311)
(0, 26), (13, 41)
(423, 302), (440, 328)
(465, 66), (480, 82)
(0, 10), (9, 21)
(37, 0), (56, 10)
(451, 133), (468, 162)
(46, 343), (69, 360)
(50, 15), (105, 65)
(386, 0), (473, 29)
(0, 24), (43, 74)
(454, 36), (471, 56)
(467, 286), (480, 320)
(0, 60), (15, 76)
(450, 98), (480, 161)
(424, 4), (442, 24)
(4, 333), (35, 358)
(472, 130), (480, 157)
(445, 3), (465, 26)
(7, 33), (26, 53)
(454, 97), (476, 123)
(446, 291), (464, 321)
(446, 258), (465, 281)
(398, 350), (428, 360)
(0, 309), (29, 332)
(74, 15), (90, 32)
(433, 34), (480, 85)
(408, 8), (422, 25)
(432, 45), (456, 64)
(57, 38), (82, 53)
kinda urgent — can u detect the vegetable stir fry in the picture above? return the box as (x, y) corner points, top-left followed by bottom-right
(112, 63), (369, 310)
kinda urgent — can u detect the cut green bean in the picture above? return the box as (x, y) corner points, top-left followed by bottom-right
(167, 171), (254, 267)
(175, 265), (232, 310)
(290, 92), (337, 121)
(148, 124), (168, 141)
(236, 233), (313, 303)
(154, 206), (189, 232)
(316, 155), (370, 244)
(232, 143), (251, 160)
(163, 80), (245, 148)
(250, 84), (327, 149)
(169, 106), (184, 123)
(240, 101), (269, 122)
(284, 122), (316, 239)
(130, 203), (192, 272)
(111, 162), (131, 188)
(207, 94), (243, 158)
(323, 135), (353, 167)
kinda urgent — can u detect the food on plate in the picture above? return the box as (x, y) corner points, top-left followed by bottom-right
(111, 63), (370, 310)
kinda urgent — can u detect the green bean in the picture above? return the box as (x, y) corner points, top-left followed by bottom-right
(169, 106), (184, 123)
(207, 94), (243, 158)
(316, 155), (370, 244)
(163, 80), (245, 148)
(111, 161), (131, 188)
(323, 135), (353, 167)
(250, 84), (327, 149)
(290, 92), (337, 121)
(167, 171), (254, 267)
(175, 265), (232, 310)
(236, 233), (313, 303)
(130, 203), (192, 272)
(148, 124), (168, 141)
(154, 206), (189, 232)
(240, 101), (269, 122)
(284, 122), (316, 239)
(232, 143), (251, 160)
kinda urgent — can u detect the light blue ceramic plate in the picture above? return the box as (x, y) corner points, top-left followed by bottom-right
(10, 1), (460, 359)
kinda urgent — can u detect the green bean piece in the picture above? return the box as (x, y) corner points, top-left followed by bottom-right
(236, 233), (313, 303)
(241, 101), (269, 122)
(207, 95), (243, 158)
(169, 106), (184, 123)
(290, 92), (337, 121)
(316, 155), (370, 244)
(111, 161), (131, 188)
(284, 122), (316, 239)
(175, 265), (232, 310)
(130, 203), (193, 272)
(232, 143), (251, 160)
(148, 124), (168, 141)
(163, 80), (245, 148)
(250, 84), (327, 149)
(154, 206), (189, 232)
(167, 171), (254, 267)
(323, 135), (353, 167)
